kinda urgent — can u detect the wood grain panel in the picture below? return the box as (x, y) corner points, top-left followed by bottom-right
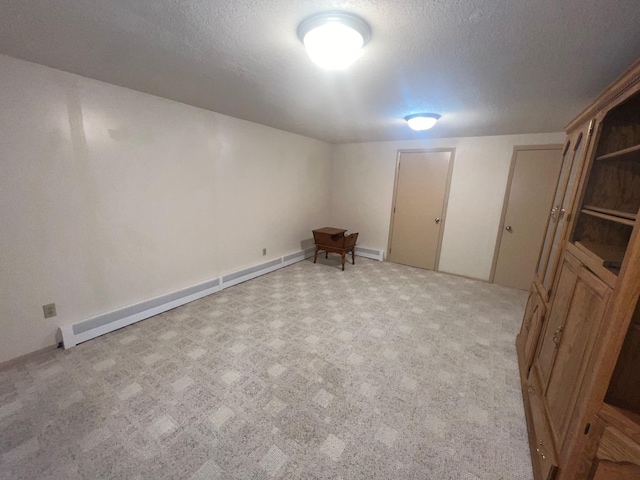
(536, 255), (577, 389)
(582, 154), (640, 215)
(595, 92), (640, 156)
(573, 214), (632, 261)
(599, 404), (640, 446)
(606, 302), (640, 416)
(545, 263), (611, 447)
(597, 426), (640, 466)
(591, 461), (640, 480)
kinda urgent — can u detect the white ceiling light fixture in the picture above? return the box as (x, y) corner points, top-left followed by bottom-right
(297, 12), (371, 70)
(405, 113), (441, 131)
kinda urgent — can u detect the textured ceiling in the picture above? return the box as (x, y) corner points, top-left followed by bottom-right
(0, 0), (639, 143)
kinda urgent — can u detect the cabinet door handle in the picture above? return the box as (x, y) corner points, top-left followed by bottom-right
(553, 325), (564, 346)
(536, 440), (547, 459)
(550, 206), (559, 222)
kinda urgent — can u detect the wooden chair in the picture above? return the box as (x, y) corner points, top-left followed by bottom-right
(313, 231), (359, 271)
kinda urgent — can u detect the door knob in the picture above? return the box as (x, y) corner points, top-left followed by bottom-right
(505, 225), (512, 232)
(435, 217), (441, 224)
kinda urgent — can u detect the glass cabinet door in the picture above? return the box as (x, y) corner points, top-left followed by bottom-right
(536, 122), (594, 296)
(542, 131), (588, 292)
(536, 142), (572, 282)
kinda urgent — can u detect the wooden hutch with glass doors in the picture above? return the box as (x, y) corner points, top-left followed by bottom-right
(516, 58), (640, 480)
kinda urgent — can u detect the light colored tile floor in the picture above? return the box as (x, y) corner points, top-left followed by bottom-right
(0, 257), (532, 479)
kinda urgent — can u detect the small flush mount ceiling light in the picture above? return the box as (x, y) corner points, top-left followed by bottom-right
(298, 12), (371, 70)
(404, 113), (441, 131)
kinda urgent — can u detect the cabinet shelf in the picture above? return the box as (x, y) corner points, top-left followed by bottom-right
(581, 208), (636, 226)
(573, 240), (627, 277)
(574, 241), (627, 264)
(596, 143), (640, 161)
(582, 205), (638, 221)
(600, 403), (640, 446)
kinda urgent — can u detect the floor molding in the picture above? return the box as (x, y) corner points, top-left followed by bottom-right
(0, 345), (57, 371)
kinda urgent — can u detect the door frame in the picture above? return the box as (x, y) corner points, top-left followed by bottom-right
(387, 148), (456, 271)
(489, 144), (563, 284)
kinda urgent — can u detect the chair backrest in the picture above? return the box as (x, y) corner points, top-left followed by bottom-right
(344, 233), (358, 249)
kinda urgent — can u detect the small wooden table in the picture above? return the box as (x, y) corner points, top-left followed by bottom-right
(313, 227), (347, 238)
(312, 227), (358, 270)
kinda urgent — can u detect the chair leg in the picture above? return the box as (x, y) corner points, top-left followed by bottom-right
(325, 252), (328, 259)
(313, 246), (318, 263)
(341, 252), (346, 271)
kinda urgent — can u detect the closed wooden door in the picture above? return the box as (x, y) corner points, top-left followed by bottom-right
(493, 146), (563, 290)
(388, 150), (453, 270)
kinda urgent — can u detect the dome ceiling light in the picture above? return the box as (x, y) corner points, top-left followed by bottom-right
(297, 12), (371, 70)
(404, 113), (441, 131)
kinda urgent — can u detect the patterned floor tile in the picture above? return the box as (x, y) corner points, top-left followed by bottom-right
(0, 258), (531, 479)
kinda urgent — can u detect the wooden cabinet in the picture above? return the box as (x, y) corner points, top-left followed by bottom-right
(517, 58), (640, 480)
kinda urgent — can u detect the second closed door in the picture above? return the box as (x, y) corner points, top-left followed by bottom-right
(493, 146), (563, 289)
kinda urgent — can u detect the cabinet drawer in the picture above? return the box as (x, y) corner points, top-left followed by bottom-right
(528, 383), (559, 480)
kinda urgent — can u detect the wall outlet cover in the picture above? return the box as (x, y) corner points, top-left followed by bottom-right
(43, 303), (57, 319)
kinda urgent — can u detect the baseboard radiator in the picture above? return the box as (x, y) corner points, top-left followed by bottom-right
(354, 246), (384, 261)
(59, 245), (384, 349)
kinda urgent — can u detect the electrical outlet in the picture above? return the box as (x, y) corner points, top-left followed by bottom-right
(262, 248), (267, 256)
(43, 303), (57, 319)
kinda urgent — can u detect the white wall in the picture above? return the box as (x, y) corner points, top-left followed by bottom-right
(330, 133), (565, 280)
(0, 55), (332, 363)
(0, 53), (568, 364)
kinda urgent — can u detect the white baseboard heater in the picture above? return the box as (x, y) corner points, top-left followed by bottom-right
(59, 246), (384, 349)
(354, 246), (384, 261)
